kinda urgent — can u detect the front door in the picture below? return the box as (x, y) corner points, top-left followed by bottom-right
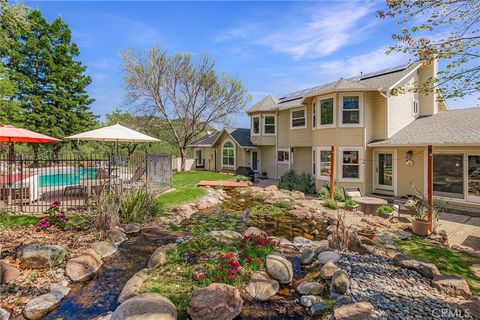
(375, 152), (394, 191)
(252, 150), (260, 172)
(467, 155), (480, 203)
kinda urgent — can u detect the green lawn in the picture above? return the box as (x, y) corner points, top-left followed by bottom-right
(0, 215), (40, 229)
(157, 171), (236, 209)
(396, 236), (480, 296)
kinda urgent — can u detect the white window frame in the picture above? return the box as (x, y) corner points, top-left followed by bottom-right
(221, 139), (236, 169)
(290, 107), (307, 129)
(277, 148), (290, 164)
(318, 147), (332, 181)
(312, 102), (316, 129)
(339, 93), (363, 128)
(412, 99), (419, 118)
(252, 116), (260, 136)
(338, 147), (363, 182)
(262, 114), (276, 136)
(318, 95), (336, 129)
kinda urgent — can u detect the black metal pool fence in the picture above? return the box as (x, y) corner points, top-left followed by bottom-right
(0, 152), (172, 213)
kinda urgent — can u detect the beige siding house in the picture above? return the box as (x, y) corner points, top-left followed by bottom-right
(190, 60), (480, 208)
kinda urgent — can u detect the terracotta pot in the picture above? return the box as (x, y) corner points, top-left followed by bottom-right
(358, 231), (376, 240)
(412, 219), (432, 236)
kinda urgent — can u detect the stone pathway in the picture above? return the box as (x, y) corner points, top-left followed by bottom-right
(339, 251), (476, 320)
(439, 213), (480, 251)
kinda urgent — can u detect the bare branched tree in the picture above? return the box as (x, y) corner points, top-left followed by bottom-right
(122, 46), (251, 170)
(378, 0), (480, 99)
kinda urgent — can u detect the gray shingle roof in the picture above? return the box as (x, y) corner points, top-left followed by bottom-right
(188, 128), (254, 148)
(368, 108), (480, 146)
(247, 61), (422, 113)
(188, 131), (221, 146)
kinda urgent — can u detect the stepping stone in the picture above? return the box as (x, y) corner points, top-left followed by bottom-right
(91, 241), (117, 258)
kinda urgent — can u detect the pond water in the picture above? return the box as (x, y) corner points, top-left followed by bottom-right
(45, 191), (326, 319)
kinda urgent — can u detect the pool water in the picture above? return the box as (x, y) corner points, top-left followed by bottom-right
(39, 168), (99, 187)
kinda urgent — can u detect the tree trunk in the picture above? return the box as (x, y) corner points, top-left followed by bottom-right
(180, 148), (186, 172)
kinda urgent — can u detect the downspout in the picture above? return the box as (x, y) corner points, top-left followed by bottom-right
(275, 110), (279, 179)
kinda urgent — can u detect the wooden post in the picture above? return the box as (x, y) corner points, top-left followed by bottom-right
(329, 145), (336, 200)
(427, 145), (433, 233)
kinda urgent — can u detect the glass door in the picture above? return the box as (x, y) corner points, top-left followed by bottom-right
(467, 155), (480, 203)
(376, 153), (394, 190)
(252, 151), (258, 172)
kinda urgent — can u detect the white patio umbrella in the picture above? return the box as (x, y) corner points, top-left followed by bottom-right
(65, 123), (160, 155)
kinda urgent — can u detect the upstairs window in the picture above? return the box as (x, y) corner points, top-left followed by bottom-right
(412, 99), (419, 118)
(252, 116), (260, 135)
(277, 149), (289, 164)
(291, 108), (306, 129)
(263, 115), (276, 135)
(341, 95), (361, 126)
(320, 97), (335, 127)
(312, 103), (316, 128)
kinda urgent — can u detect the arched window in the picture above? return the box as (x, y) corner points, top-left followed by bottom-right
(222, 140), (235, 168)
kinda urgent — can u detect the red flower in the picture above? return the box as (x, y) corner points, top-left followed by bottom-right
(246, 256), (253, 263)
(217, 265), (222, 271)
(214, 276), (222, 282)
(197, 273), (205, 280)
(232, 268), (238, 274)
(222, 252), (233, 259)
(227, 275), (236, 281)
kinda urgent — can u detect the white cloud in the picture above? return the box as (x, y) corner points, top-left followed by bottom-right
(217, 1), (380, 59)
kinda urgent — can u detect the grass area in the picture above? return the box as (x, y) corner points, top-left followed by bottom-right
(0, 215), (40, 229)
(157, 171), (236, 209)
(395, 236), (480, 296)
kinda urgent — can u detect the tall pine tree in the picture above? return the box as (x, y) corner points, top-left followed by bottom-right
(5, 9), (97, 139)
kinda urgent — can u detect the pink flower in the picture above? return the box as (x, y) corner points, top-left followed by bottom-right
(50, 201), (60, 208)
(37, 217), (51, 229)
(227, 275), (236, 281)
(222, 252), (233, 259)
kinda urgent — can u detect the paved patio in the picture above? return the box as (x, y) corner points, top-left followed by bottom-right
(439, 213), (480, 251)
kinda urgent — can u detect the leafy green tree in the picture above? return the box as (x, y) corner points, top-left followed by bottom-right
(3, 9), (97, 142)
(378, 0), (480, 98)
(122, 47), (249, 170)
(0, 0), (29, 125)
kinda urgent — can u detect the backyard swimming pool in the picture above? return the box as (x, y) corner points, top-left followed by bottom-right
(39, 168), (99, 187)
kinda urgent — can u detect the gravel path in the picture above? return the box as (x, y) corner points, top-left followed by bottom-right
(338, 251), (478, 320)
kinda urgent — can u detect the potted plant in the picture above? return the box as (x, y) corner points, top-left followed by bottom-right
(344, 198), (359, 212)
(407, 183), (443, 236)
(358, 226), (376, 240)
(377, 205), (395, 219)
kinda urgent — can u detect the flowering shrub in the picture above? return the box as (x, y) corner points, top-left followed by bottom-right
(37, 201), (67, 229)
(239, 233), (277, 271)
(197, 252), (244, 286)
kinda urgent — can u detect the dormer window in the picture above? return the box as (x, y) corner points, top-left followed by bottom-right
(252, 116), (260, 135)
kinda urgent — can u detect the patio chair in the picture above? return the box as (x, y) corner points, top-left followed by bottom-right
(344, 187), (363, 200)
(63, 168), (109, 196)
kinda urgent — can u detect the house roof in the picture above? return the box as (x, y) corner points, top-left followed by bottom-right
(368, 108), (480, 147)
(247, 61), (423, 113)
(188, 127), (255, 148)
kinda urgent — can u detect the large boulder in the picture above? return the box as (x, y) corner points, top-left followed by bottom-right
(318, 251), (340, 265)
(111, 293), (177, 320)
(393, 254), (440, 279)
(118, 269), (149, 304)
(17, 244), (66, 269)
(148, 244), (176, 268)
(296, 282), (324, 295)
(333, 302), (374, 320)
(108, 230), (128, 246)
(244, 227), (265, 236)
(246, 273), (279, 301)
(265, 254), (293, 284)
(0, 261), (20, 284)
(91, 241), (118, 258)
(65, 249), (103, 282)
(91, 312), (112, 320)
(431, 275), (472, 299)
(330, 270), (350, 295)
(207, 230), (242, 243)
(320, 261), (339, 280)
(187, 283), (242, 320)
(23, 283), (70, 320)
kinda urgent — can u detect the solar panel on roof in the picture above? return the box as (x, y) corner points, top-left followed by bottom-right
(349, 62), (411, 81)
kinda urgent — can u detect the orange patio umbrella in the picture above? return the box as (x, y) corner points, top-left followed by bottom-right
(0, 125), (61, 143)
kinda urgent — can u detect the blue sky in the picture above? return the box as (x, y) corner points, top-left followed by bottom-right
(26, 1), (478, 128)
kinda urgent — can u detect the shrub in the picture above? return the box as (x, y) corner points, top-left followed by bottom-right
(118, 188), (164, 224)
(90, 192), (121, 233)
(318, 185), (345, 202)
(238, 233), (277, 271)
(37, 201), (68, 230)
(278, 170), (316, 194)
(344, 198), (358, 207)
(324, 198), (339, 210)
(235, 175), (251, 182)
(274, 199), (294, 210)
(249, 204), (284, 218)
(377, 205), (394, 215)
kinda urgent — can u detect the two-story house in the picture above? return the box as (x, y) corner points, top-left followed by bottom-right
(189, 60), (480, 208)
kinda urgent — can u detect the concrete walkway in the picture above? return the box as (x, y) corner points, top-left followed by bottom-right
(438, 213), (480, 251)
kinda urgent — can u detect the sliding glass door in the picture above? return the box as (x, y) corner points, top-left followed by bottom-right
(468, 155), (480, 203)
